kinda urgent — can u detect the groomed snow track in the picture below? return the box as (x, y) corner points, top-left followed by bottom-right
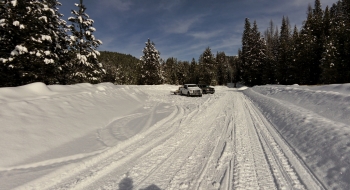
(15, 88), (324, 190)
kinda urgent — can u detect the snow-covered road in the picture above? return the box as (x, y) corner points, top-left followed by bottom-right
(1, 83), (350, 189)
(0, 84), (327, 190)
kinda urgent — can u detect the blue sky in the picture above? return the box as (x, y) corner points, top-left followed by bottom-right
(58, 0), (338, 62)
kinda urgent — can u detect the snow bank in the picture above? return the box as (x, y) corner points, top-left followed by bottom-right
(0, 83), (148, 168)
(0, 82), (56, 103)
(243, 84), (350, 189)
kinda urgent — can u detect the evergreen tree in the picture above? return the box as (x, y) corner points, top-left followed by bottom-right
(67, 0), (103, 84)
(289, 25), (301, 84)
(139, 39), (162, 85)
(177, 61), (190, 84)
(320, 1), (350, 83)
(277, 16), (292, 84)
(198, 47), (216, 85)
(240, 18), (252, 85)
(241, 20), (266, 86)
(163, 57), (178, 84)
(251, 21), (266, 86)
(189, 58), (198, 84)
(0, 0), (68, 86)
(44, 0), (70, 85)
(263, 20), (278, 84)
(310, 0), (325, 84)
(298, 5), (317, 84)
(216, 51), (229, 85)
(228, 53), (241, 87)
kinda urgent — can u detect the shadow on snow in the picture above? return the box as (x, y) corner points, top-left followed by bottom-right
(119, 176), (161, 190)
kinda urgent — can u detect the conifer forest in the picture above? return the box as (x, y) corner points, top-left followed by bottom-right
(1, 0), (349, 87)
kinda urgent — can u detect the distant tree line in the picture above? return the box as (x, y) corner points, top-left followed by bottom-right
(238, 0), (350, 86)
(161, 48), (239, 86)
(2, 0), (348, 87)
(99, 42), (239, 86)
(122, 0), (350, 86)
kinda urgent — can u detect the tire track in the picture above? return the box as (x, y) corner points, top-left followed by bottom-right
(243, 95), (325, 190)
(15, 88), (326, 190)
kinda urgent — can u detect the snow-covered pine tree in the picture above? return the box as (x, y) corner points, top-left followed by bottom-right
(310, 0), (324, 84)
(277, 16), (292, 84)
(177, 60), (190, 84)
(198, 47), (216, 85)
(139, 39), (162, 85)
(240, 18), (253, 86)
(0, 0), (67, 86)
(189, 58), (198, 84)
(289, 25), (301, 84)
(320, 5), (341, 84)
(249, 21), (266, 86)
(67, 0), (103, 84)
(228, 53), (241, 87)
(43, 0), (70, 85)
(163, 57), (178, 84)
(216, 51), (229, 85)
(240, 20), (266, 86)
(298, 5), (317, 85)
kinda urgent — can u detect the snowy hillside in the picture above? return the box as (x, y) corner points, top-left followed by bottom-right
(0, 82), (349, 189)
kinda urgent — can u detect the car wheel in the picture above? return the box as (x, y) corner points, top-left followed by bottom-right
(187, 92), (190, 97)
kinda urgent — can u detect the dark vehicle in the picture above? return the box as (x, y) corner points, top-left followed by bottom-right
(197, 84), (215, 94)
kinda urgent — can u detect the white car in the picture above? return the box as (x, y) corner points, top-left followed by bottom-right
(180, 84), (202, 97)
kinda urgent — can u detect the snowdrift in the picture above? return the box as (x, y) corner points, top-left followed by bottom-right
(243, 84), (350, 189)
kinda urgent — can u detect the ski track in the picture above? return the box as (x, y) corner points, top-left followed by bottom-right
(14, 89), (324, 190)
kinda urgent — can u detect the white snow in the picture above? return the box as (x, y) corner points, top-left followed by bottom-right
(41, 35), (52, 42)
(0, 83), (349, 189)
(43, 58), (54, 64)
(11, 0), (17, 7)
(13, 21), (19, 26)
(10, 45), (28, 56)
(243, 84), (350, 189)
(38, 16), (47, 23)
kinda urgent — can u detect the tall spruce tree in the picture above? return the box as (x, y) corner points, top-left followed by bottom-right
(189, 58), (198, 84)
(277, 16), (292, 84)
(289, 25), (301, 84)
(163, 57), (178, 84)
(263, 20), (278, 84)
(67, 0), (103, 84)
(240, 18), (253, 85)
(216, 51), (229, 85)
(198, 47), (216, 85)
(177, 61), (190, 84)
(139, 39), (162, 85)
(229, 53), (241, 87)
(0, 0), (68, 86)
(320, 1), (350, 83)
(241, 20), (266, 86)
(44, 0), (70, 85)
(298, 5), (317, 84)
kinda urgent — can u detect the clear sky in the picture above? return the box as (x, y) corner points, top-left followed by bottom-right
(57, 0), (338, 62)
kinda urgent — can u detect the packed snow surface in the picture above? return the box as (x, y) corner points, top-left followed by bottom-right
(0, 82), (349, 189)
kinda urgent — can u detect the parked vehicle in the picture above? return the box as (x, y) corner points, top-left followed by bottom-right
(197, 84), (215, 94)
(170, 86), (182, 95)
(180, 84), (202, 97)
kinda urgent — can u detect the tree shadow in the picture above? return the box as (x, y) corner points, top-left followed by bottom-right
(118, 176), (161, 190)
